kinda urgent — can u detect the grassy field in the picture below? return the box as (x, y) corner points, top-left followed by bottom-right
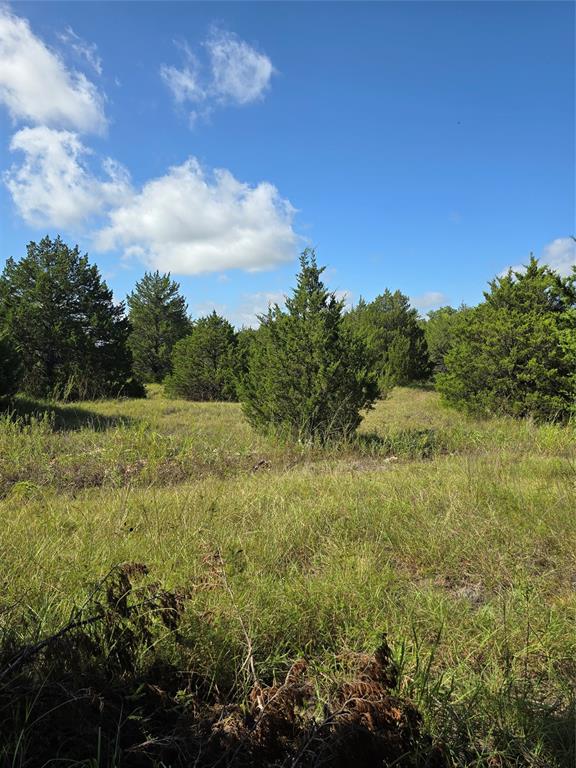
(0, 387), (575, 766)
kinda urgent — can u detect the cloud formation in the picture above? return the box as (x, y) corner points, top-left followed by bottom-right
(410, 291), (449, 312)
(161, 29), (274, 123)
(4, 126), (130, 228)
(0, 7), (106, 133)
(541, 237), (576, 277)
(207, 30), (274, 105)
(502, 238), (576, 279)
(1, 9), (297, 275)
(95, 158), (298, 274)
(58, 25), (103, 76)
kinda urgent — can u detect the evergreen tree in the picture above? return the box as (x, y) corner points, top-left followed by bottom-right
(0, 236), (144, 400)
(165, 311), (238, 401)
(239, 249), (379, 442)
(345, 290), (431, 389)
(423, 305), (465, 374)
(127, 271), (191, 383)
(236, 327), (258, 384)
(0, 332), (22, 399)
(436, 257), (576, 421)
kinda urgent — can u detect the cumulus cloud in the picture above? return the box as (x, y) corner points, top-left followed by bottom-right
(541, 237), (576, 277)
(161, 29), (274, 123)
(189, 292), (286, 328)
(0, 7), (106, 133)
(232, 291), (286, 327)
(160, 43), (205, 104)
(58, 25), (103, 76)
(502, 238), (576, 279)
(4, 126), (130, 228)
(94, 157), (298, 274)
(410, 291), (449, 312)
(207, 30), (274, 105)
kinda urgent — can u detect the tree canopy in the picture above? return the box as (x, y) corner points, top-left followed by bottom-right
(127, 271), (191, 383)
(0, 236), (144, 400)
(423, 305), (465, 375)
(239, 249), (379, 442)
(0, 332), (22, 399)
(436, 258), (576, 421)
(344, 290), (431, 389)
(165, 311), (238, 401)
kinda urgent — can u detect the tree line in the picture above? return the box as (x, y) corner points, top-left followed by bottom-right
(1, 236), (574, 440)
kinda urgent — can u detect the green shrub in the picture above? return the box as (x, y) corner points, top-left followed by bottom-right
(239, 249), (379, 443)
(344, 289), (431, 389)
(436, 258), (576, 421)
(165, 312), (238, 401)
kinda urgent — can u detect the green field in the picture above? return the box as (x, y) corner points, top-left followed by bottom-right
(1, 388), (575, 766)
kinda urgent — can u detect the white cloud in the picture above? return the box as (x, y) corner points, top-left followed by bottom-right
(95, 157), (298, 274)
(58, 25), (102, 76)
(502, 238), (576, 279)
(335, 289), (354, 312)
(222, 288), (351, 328)
(4, 126), (130, 228)
(160, 43), (205, 104)
(541, 237), (576, 277)
(161, 29), (274, 123)
(192, 300), (229, 319)
(410, 291), (449, 312)
(206, 30), (274, 105)
(187, 292), (286, 328)
(232, 291), (286, 327)
(0, 7), (106, 133)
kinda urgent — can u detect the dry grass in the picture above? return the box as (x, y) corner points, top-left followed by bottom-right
(0, 387), (574, 765)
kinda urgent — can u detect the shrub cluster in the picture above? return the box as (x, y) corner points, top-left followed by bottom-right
(165, 312), (238, 401)
(0, 237), (144, 401)
(436, 258), (575, 421)
(2, 235), (573, 433)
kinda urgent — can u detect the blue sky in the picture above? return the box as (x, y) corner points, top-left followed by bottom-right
(0, 1), (574, 326)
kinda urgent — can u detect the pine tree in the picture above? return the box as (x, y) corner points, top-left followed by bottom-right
(239, 249), (379, 442)
(344, 289), (431, 389)
(0, 236), (144, 400)
(436, 257), (576, 421)
(127, 271), (191, 383)
(165, 312), (238, 401)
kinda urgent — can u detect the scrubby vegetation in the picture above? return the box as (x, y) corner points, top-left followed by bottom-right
(0, 331), (21, 399)
(240, 250), (379, 442)
(0, 238), (575, 765)
(0, 388), (574, 765)
(436, 259), (576, 421)
(166, 311), (239, 402)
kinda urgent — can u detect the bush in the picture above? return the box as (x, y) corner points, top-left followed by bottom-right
(423, 305), (465, 375)
(344, 290), (431, 389)
(239, 249), (379, 443)
(436, 258), (576, 421)
(165, 312), (238, 401)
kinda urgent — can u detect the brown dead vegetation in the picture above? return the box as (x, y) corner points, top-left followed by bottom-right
(0, 563), (446, 767)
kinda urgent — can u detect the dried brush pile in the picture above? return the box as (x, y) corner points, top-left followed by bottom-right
(0, 563), (445, 767)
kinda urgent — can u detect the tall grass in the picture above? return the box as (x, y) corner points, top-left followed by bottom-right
(0, 388), (574, 765)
